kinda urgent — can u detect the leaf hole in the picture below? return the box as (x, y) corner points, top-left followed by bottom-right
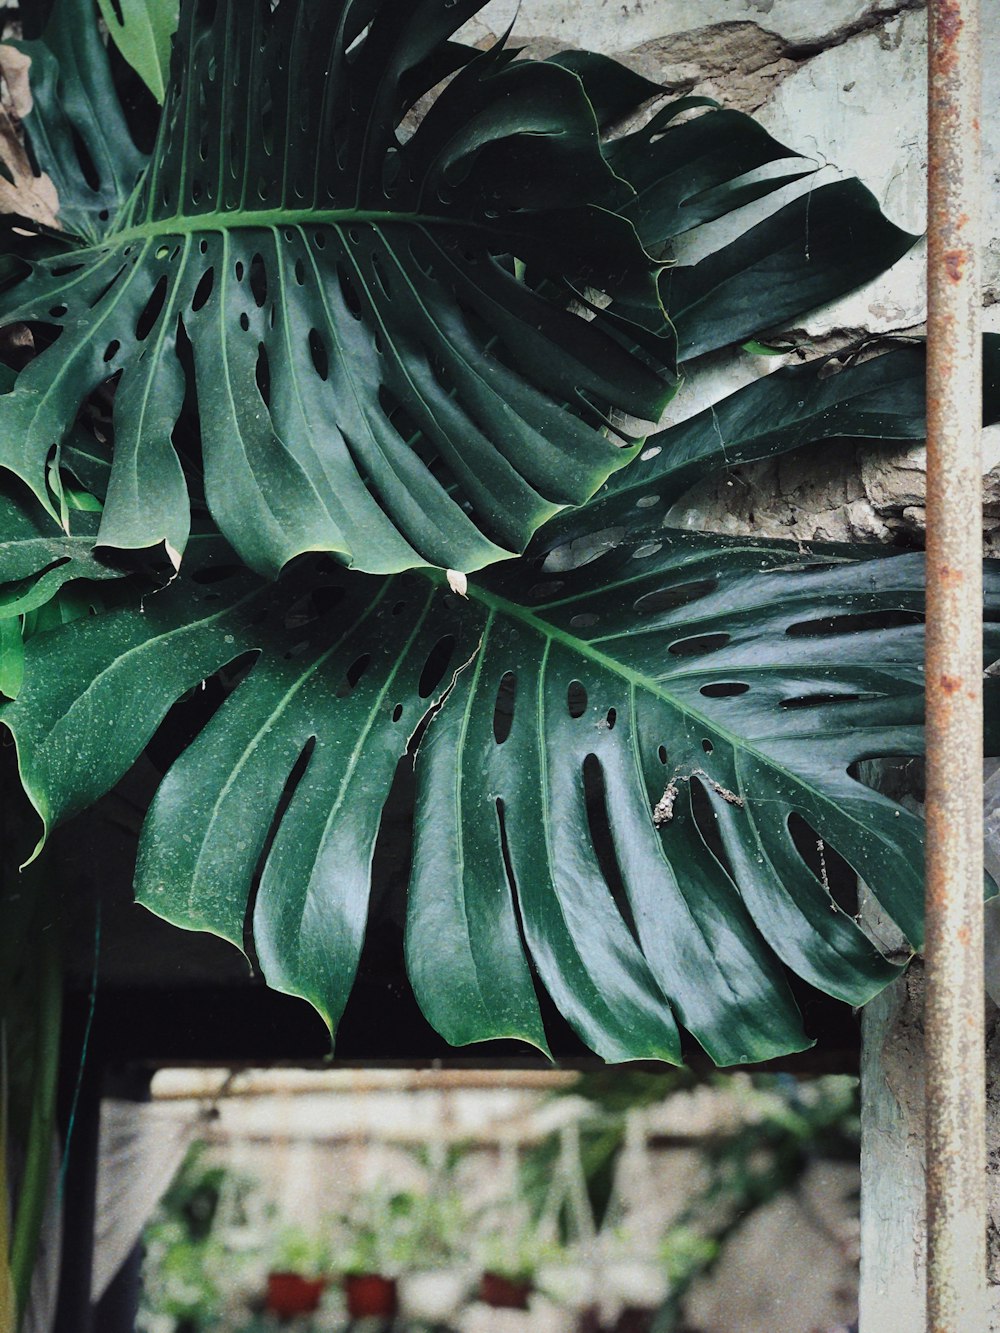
(569, 612), (599, 629)
(135, 275), (168, 340)
(786, 609), (924, 637)
(657, 745), (668, 764)
(700, 682), (749, 698)
(49, 304), (67, 318)
(391, 703), (403, 722)
(336, 653), (371, 697)
(788, 813), (858, 915)
(294, 258), (305, 285)
(337, 265), (363, 320)
(418, 634), (457, 699)
(255, 343), (271, 406)
(605, 708), (617, 730)
(634, 579), (716, 616)
(567, 680), (588, 718)
(308, 328), (329, 380)
(632, 542), (662, 560)
(493, 671), (516, 744)
(102, 339), (120, 362)
(701, 738), (714, 754)
(191, 267), (215, 312)
(239, 312), (249, 331)
(249, 254), (268, 307)
(582, 754), (639, 943)
(668, 632), (730, 657)
(781, 691), (881, 710)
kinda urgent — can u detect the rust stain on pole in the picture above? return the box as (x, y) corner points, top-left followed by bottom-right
(925, 0), (986, 1327)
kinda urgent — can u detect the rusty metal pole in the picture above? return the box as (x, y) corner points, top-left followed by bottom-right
(924, 0), (985, 1327)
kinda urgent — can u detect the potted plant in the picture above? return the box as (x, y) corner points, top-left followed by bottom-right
(336, 1188), (417, 1319)
(265, 1224), (332, 1319)
(476, 1224), (564, 1310)
(395, 1185), (470, 1321)
(333, 1181), (471, 1318)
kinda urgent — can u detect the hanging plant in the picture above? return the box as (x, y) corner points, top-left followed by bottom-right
(1, 0), (998, 1076)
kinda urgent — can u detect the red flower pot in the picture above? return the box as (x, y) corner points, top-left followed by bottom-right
(480, 1270), (533, 1309)
(344, 1272), (399, 1319)
(265, 1271), (327, 1318)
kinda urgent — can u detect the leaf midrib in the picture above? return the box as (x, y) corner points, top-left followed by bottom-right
(104, 208), (482, 247)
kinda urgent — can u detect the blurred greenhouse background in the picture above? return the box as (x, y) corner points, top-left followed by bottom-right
(129, 1069), (861, 1333)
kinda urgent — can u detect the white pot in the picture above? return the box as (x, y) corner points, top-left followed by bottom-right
(399, 1268), (468, 1319)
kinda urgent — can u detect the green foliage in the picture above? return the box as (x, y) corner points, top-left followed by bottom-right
(270, 1222), (335, 1277)
(96, 0), (179, 103)
(0, 0), (996, 1070)
(140, 1144), (255, 1330)
(333, 1184), (468, 1276)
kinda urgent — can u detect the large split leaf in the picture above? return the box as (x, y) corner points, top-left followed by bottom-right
(0, 0), (679, 580)
(7, 340), (1000, 1064)
(0, 1), (923, 583)
(9, 498), (999, 1062)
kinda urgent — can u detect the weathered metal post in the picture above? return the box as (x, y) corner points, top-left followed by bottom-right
(924, 0), (985, 1326)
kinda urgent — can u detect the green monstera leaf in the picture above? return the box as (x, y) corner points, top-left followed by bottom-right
(96, 0), (180, 104)
(0, 0), (679, 580)
(7, 345), (999, 1065)
(0, 0), (917, 583)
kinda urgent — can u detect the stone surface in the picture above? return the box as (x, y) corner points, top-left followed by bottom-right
(463, 0), (925, 54)
(757, 9), (929, 338)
